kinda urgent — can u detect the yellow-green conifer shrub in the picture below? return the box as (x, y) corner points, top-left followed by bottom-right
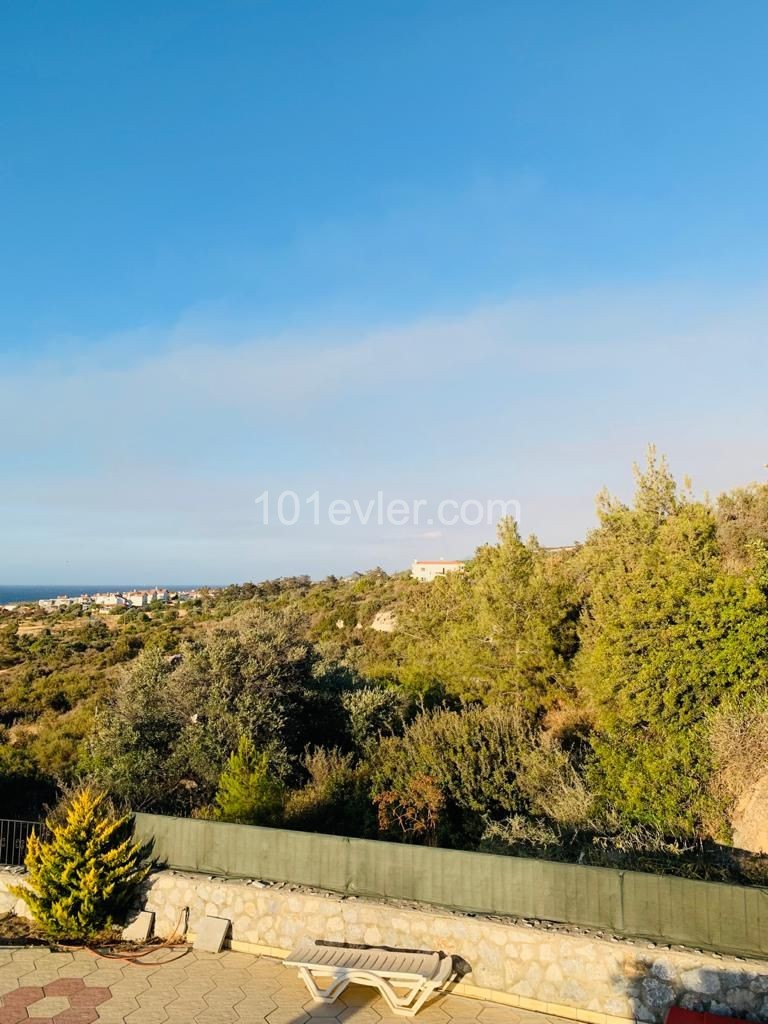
(11, 784), (149, 941)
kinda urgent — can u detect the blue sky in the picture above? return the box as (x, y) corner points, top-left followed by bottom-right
(2, 1), (768, 582)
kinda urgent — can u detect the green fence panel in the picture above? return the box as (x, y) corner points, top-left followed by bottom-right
(132, 813), (768, 959)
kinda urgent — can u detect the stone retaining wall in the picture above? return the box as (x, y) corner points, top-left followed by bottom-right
(0, 868), (27, 918)
(3, 867), (768, 1024)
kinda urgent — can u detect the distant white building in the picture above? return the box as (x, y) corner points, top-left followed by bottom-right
(125, 591), (148, 607)
(39, 595), (78, 612)
(93, 592), (129, 608)
(411, 559), (465, 582)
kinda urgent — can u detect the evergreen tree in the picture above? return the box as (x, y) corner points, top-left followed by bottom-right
(214, 735), (285, 825)
(12, 784), (148, 940)
(716, 482), (768, 570)
(575, 450), (768, 833)
(394, 518), (579, 710)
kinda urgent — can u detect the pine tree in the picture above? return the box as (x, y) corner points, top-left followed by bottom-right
(214, 735), (285, 825)
(575, 452), (768, 833)
(11, 784), (149, 940)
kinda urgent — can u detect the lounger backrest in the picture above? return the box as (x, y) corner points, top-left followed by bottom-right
(286, 940), (442, 979)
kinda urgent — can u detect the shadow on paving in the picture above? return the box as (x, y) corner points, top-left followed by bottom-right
(0, 946), (561, 1024)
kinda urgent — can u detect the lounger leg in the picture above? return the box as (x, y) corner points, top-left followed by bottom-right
(373, 978), (434, 1017)
(405, 983), (439, 1016)
(298, 967), (349, 1004)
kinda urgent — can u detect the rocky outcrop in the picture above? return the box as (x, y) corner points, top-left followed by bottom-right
(370, 609), (397, 633)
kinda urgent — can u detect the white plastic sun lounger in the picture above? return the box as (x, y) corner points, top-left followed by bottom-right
(284, 940), (454, 1017)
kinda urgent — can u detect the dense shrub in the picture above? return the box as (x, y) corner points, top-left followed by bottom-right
(284, 747), (375, 836)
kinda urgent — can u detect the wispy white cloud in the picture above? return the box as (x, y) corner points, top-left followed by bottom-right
(6, 278), (764, 441)
(1, 280), (767, 580)
(1, 302), (509, 444)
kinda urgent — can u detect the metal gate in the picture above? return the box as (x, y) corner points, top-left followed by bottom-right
(0, 819), (44, 867)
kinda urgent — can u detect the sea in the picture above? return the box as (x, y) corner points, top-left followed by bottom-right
(0, 584), (200, 605)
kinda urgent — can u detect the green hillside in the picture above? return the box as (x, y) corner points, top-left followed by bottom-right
(3, 450), (768, 883)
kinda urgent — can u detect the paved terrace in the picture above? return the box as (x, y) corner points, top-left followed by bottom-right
(0, 946), (561, 1024)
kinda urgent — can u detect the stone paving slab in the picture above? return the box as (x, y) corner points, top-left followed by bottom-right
(0, 947), (565, 1024)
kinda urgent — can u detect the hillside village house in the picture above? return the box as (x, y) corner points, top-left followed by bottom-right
(411, 559), (465, 582)
(38, 595), (87, 612)
(93, 592), (129, 608)
(98, 588), (170, 608)
(36, 587), (184, 613)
